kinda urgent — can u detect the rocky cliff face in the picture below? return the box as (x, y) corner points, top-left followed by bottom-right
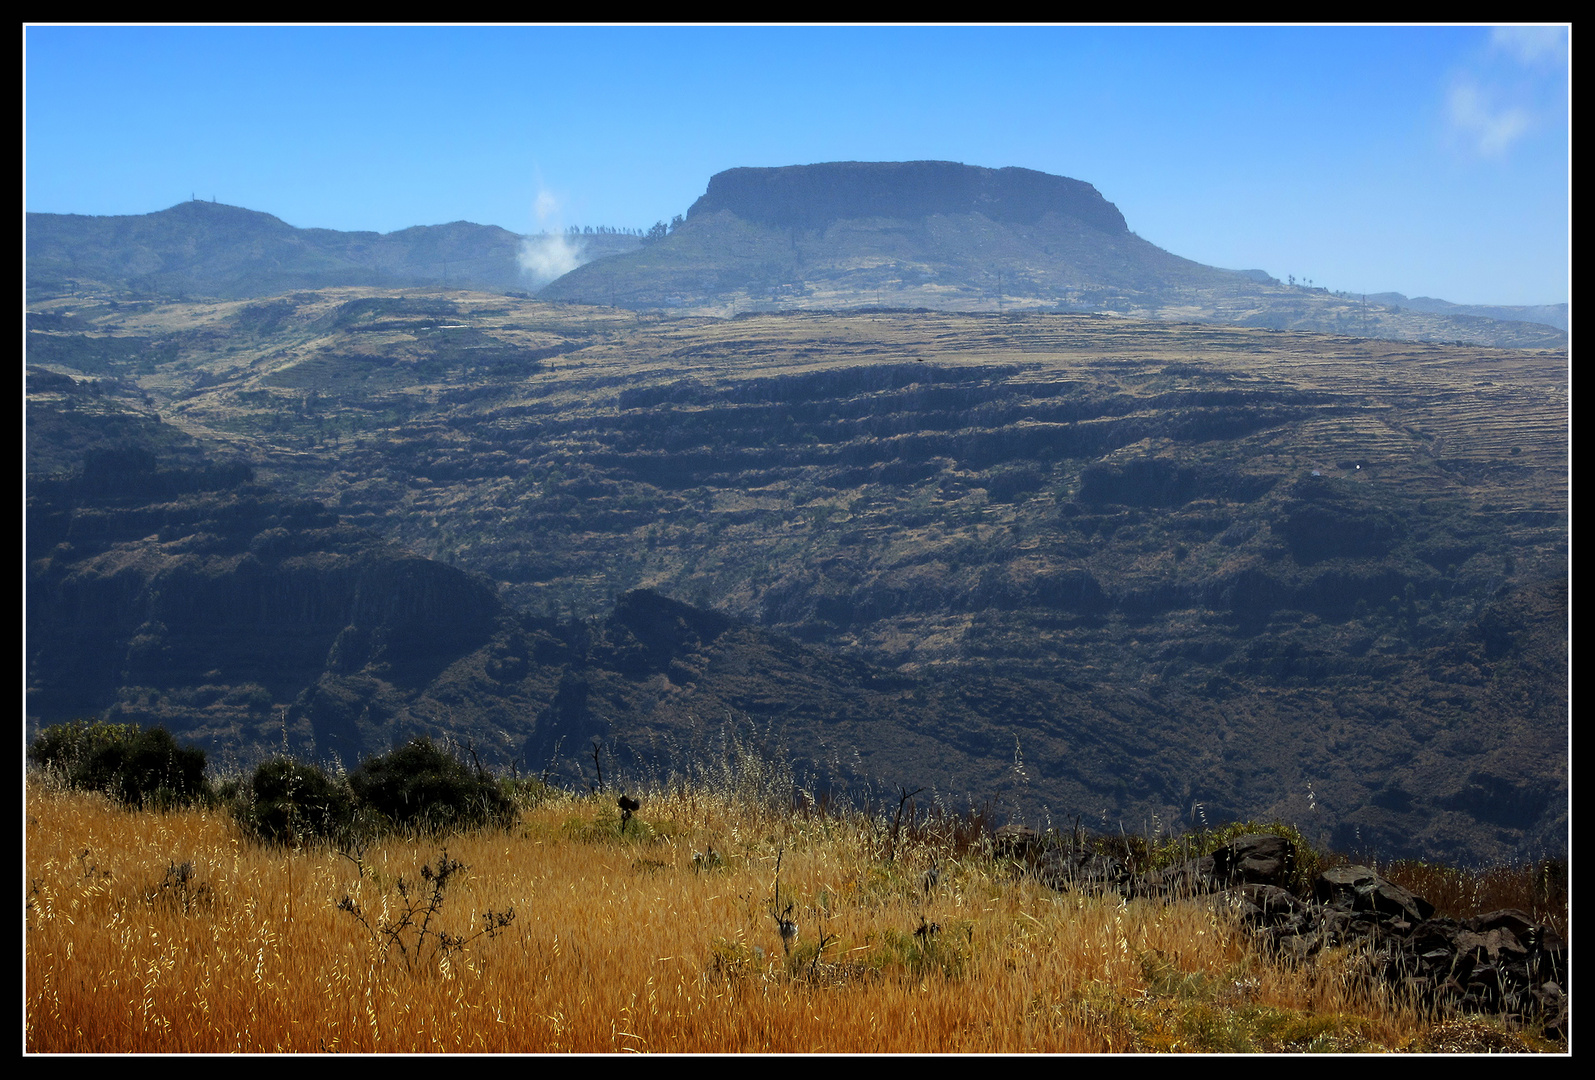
(687, 161), (1129, 234)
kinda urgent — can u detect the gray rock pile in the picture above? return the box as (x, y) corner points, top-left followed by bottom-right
(994, 828), (1567, 1040)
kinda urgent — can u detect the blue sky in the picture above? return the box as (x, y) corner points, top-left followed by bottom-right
(24, 24), (1569, 306)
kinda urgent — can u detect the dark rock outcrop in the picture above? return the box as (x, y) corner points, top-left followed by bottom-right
(1020, 831), (1566, 1039)
(1232, 879), (1567, 1040)
(1212, 833), (1297, 888)
(1313, 863), (1435, 922)
(1131, 833), (1299, 898)
(1034, 849), (1131, 894)
(992, 823), (1045, 861)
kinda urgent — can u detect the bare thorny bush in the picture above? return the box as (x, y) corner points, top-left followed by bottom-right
(336, 849), (515, 974)
(147, 859), (214, 914)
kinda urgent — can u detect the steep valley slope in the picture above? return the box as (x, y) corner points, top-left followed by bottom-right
(25, 287), (1568, 865)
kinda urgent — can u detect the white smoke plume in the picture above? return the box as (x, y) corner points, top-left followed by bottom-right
(518, 188), (587, 288)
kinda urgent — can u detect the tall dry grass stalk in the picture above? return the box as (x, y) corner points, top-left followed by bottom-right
(24, 781), (1506, 1053)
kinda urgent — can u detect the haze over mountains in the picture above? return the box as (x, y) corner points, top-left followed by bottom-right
(27, 161), (1566, 349)
(1360, 293), (1569, 334)
(25, 162), (1568, 866)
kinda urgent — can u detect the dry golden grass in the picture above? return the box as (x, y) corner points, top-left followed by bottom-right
(24, 781), (1548, 1054)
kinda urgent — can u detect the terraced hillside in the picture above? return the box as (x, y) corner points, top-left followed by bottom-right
(25, 287), (1568, 864)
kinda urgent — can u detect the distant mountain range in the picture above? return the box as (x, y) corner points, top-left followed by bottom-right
(541, 162), (1566, 349)
(544, 160), (1247, 311)
(1363, 292), (1568, 333)
(26, 162), (1566, 350)
(24, 199), (640, 300)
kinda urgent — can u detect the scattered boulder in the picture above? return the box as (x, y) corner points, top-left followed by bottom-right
(1034, 849), (1129, 894)
(991, 823), (1044, 862)
(1212, 833), (1296, 888)
(1133, 852), (1222, 898)
(1226, 865), (1565, 1039)
(1314, 864), (1435, 922)
(1131, 833), (1297, 899)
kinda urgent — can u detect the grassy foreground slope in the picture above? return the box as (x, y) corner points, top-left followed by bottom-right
(22, 776), (1564, 1054)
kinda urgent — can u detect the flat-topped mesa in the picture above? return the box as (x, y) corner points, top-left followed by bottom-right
(686, 160), (1129, 234)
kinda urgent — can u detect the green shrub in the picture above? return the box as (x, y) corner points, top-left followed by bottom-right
(348, 738), (516, 833)
(31, 720), (210, 809)
(29, 718), (142, 777)
(236, 758), (358, 845)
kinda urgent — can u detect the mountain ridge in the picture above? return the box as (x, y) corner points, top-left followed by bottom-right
(27, 162), (1567, 349)
(1363, 291), (1568, 333)
(538, 162), (1566, 348)
(24, 200), (640, 300)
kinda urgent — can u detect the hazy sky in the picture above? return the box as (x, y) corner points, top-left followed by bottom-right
(24, 24), (1569, 306)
